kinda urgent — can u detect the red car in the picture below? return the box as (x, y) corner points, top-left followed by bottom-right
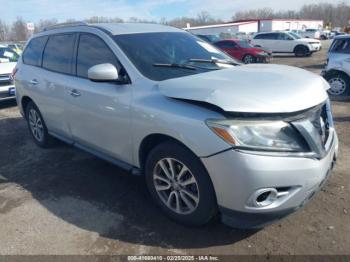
(214, 39), (272, 64)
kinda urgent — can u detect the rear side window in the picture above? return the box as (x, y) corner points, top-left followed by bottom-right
(330, 39), (350, 54)
(22, 36), (48, 66)
(77, 34), (120, 78)
(255, 33), (278, 40)
(42, 34), (76, 74)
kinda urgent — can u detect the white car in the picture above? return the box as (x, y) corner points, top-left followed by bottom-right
(0, 46), (18, 100)
(251, 31), (322, 57)
(322, 35), (350, 96)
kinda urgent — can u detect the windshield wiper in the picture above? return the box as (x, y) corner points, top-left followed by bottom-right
(188, 58), (239, 65)
(152, 63), (196, 70)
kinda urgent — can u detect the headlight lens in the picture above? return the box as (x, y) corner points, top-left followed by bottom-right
(206, 119), (308, 152)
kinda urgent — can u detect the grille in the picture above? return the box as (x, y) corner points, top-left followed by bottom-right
(0, 73), (12, 85)
(292, 100), (334, 158)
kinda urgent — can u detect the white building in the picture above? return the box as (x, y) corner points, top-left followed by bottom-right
(185, 19), (324, 36)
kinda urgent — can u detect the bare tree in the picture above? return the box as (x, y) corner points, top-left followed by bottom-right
(11, 17), (28, 41)
(0, 19), (10, 41)
(34, 19), (58, 33)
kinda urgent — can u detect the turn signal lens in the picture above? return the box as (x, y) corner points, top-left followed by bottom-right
(210, 126), (236, 145)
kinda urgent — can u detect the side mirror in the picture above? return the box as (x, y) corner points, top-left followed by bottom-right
(88, 63), (119, 82)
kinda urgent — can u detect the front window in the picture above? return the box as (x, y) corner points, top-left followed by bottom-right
(113, 32), (238, 81)
(288, 32), (301, 39)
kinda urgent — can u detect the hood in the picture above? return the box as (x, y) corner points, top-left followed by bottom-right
(158, 64), (329, 114)
(298, 38), (320, 43)
(0, 62), (16, 75)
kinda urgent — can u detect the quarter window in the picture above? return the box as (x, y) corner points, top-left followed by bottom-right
(76, 34), (120, 78)
(22, 36), (48, 66)
(42, 34), (76, 74)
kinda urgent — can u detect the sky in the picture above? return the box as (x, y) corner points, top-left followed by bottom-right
(1, 0), (349, 23)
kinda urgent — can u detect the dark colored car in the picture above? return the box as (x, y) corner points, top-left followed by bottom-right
(214, 39), (272, 64)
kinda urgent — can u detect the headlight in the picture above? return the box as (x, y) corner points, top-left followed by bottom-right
(206, 119), (308, 152)
(257, 52), (268, 56)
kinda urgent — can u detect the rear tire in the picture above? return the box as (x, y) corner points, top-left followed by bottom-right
(145, 142), (217, 226)
(25, 101), (54, 148)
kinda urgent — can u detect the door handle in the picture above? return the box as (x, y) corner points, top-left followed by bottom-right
(70, 89), (81, 97)
(30, 79), (38, 85)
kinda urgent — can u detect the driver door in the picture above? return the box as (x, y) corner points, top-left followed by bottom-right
(65, 33), (133, 164)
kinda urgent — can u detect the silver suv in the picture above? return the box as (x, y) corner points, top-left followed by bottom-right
(322, 35), (350, 96)
(14, 22), (338, 228)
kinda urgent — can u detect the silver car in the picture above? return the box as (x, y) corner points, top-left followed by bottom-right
(14, 22), (338, 228)
(323, 35), (350, 96)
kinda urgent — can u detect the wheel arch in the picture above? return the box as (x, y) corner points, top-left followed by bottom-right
(21, 96), (34, 118)
(138, 133), (198, 173)
(324, 69), (350, 80)
(293, 44), (309, 53)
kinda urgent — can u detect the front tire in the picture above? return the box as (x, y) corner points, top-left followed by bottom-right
(294, 45), (309, 57)
(243, 54), (255, 64)
(145, 142), (217, 226)
(326, 73), (350, 96)
(25, 101), (53, 147)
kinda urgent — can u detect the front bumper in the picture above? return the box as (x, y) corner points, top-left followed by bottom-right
(0, 84), (16, 101)
(309, 44), (322, 52)
(201, 131), (338, 228)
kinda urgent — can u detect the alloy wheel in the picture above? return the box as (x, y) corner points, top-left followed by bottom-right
(244, 55), (254, 64)
(28, 109), (44, 142)
(153, 158), (200, 215)
(328, 77), (347, 96)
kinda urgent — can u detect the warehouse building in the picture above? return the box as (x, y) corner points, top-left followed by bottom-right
(185, 19), (324, 35)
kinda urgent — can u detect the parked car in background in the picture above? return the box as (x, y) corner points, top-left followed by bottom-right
(196, 34), (221, 43)
(298, 29), (321, 39)
(0, 46), (18, 100)
(214, 39), (272, 64)
(15, 22), (338, 229)
(322, 35), (350, 96)
(7, 43), (24, 55)
(251, 31), (322, 57)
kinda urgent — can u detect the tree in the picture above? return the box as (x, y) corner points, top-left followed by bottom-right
(0, 19), (10, 41)
(11, 17), (28, 41)
(34, 19), (58, 33)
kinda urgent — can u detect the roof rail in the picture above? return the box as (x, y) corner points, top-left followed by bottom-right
(42, 21), (89, 32)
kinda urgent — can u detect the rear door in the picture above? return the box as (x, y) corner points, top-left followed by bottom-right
(253, 33), (277, 52)
(65, 33), (133, 163)
(39, 33), (77, 138)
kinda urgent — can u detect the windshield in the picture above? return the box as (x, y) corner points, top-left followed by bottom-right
(0, 47), (19, 62)
(288, 32), (301, 39)
(113, 32), (237, 81)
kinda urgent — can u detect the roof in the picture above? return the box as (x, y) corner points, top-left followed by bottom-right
(334, 34), (350, 39)
(41, 22), (183, 35)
